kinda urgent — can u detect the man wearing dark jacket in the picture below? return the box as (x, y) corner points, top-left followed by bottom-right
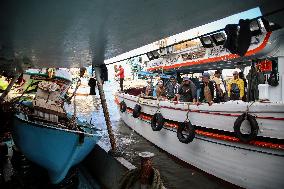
(175, 77), (196, 103)
(199, 73), (215, 105)
(165, 76), (180, 100)
(88, 75), (97, 95)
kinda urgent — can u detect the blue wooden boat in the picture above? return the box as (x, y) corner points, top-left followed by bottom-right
(12, 110), (102, 184)
(11, 70), (102, 184)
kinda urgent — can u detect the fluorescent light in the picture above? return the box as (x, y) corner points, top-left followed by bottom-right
(200, 36), (214, 48)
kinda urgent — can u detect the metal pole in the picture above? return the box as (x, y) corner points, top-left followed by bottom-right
(139, 152), (154, 188)
(94, 65), (117, 151)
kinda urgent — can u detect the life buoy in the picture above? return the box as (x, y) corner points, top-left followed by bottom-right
(177, 121), (195, 144)
(133, 104), (141, 118)
(151, 113), (164, 131)
(234, 113), (259, 142)
(120, 101), (127, 113)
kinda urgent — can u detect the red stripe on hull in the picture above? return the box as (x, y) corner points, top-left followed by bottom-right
(123, 108), (284, 150)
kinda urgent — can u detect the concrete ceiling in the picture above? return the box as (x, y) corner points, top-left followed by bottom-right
(0, 0), (283, 68)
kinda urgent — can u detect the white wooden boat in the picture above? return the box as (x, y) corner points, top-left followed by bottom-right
(116, 26), (284, 189)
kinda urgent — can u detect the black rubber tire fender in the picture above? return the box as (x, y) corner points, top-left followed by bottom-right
(120, 101), (127, 113)
(132, 104), (142, 118)
(177, 121), (195, 144)
(234, 113), (259, 142)
(151, 113), (164, 131)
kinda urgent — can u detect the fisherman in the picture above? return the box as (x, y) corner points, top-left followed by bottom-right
(227, 71), (244, 100)
(175, 77), (196, 103)
(88, 73), (97, 96)
(238, 72), (247, 101)
(155, 80), (166, 99)
(191, 76), (201, 100)
(115, 65), (124, 91)
(79, 67), (87, 77)
(199, 72), (215, 105)
(0, 75), (8, 92)
(165, 76), (180, 100)
(246, 65), (265, 101)
(212, 70), (225, 102)
(15, 73), (25, 87)
(47, 68), (55, 78)
(145, 78), (154, 96)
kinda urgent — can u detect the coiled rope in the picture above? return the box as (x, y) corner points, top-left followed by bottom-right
(119, 168), (163, 189)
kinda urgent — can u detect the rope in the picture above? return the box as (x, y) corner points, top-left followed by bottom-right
(66, 78), (81, 102)
(137, 96), (141, 104)
(66, 78), (81, 130)
(155, 100), (160, 113)
(185, 103), (190, 122)
(245, 101), (256, 113)
(151, 168), (163, 189)
(245, 101), (256, 118)
(119, 168), (163, 189)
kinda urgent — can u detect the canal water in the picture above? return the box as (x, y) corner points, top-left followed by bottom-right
(69, 81), (238, 189)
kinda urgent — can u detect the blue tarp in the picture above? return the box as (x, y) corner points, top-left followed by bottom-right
(137, 71), (157, 77)
(137, 71), (172, 79)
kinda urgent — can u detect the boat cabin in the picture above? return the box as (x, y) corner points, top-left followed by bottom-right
(139, 18), (284, 103)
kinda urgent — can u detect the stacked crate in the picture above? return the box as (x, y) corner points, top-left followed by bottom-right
(33, 81), (65, 123)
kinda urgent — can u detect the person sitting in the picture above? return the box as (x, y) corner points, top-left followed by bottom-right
(155, 80), (166, 99)
(175, 77), (196, 103)
(227, 71), (244, 100)
(165, 76), (180, 100)
(199, 73), (214, 105)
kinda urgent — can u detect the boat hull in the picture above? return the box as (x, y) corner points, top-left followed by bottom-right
(12, 113), (101, 184)
(117, 93), (284, 189)
(120, 110), (284, 189)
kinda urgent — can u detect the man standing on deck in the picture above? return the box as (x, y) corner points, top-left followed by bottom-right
(116, 65), (124, 91)
(212, 70), (225, 102)
(199, 72), (215, 105)
(88, 74), (97, 96)
(155, 80), (166, 99)
(145, 79), (154, 96)
(227, 71), (244, 100)
(175, 77), (196, 103)
(165, 76), (180, 100)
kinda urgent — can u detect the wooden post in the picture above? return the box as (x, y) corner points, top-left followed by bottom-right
(139, 152), (154, 188)
(94, 65), (116, 151)
(0, 73), (21, 102)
